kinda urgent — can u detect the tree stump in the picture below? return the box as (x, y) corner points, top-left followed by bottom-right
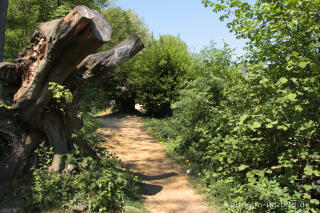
(0, 6), (144, 179)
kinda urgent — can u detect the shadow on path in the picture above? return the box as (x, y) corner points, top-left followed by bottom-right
(135, 172), (178, 181)
(138, 183), (163, 196)
(97, 113), (219, 213)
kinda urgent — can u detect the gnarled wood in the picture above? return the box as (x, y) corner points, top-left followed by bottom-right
(42, 111), (69, 154)
(13, 5), (112, 125)
(0, 6), (111, 180)
(63, 34), (144, 138)
(0, 108), (41, 179)
(78, 34), (144, 80)
(0, 6), (144, 180)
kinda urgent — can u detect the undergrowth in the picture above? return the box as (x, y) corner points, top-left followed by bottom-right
(142, 36), (320, 212)
(25, 142), (139, 212)
(0, 113), (141, 213)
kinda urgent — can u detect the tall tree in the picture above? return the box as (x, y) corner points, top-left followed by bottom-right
(0, 0), (9, 62)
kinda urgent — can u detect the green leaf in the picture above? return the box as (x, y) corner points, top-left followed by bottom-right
(299, 61), (309, 69)
(310, 199), (320, 205)
(277, 125), (288, 131)
(291, 78), (298, 84)
(266, 123), (273, 128)
(238, 165), (248, 171)
(303, 184), (313, 191)
(90, 182), (96, 189)
(225, 177), (234, 183)
(304, 165), (313, 176)
(251, 121), (261, 129)
(239, 114), (249, 124)
(295, 105), (303, 112)
(277, 77), (288, 85)
(286, 93), (297, 101)
(259, 78), (269, 84)
(212, 173), (219, 177)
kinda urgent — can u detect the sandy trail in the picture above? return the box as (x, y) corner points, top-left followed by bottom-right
(97, 113), (218, 213)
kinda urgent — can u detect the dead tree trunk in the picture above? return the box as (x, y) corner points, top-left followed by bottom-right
(0, 6), (144, 180)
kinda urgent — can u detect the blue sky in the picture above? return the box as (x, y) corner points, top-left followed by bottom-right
(113, 0), (247, 56)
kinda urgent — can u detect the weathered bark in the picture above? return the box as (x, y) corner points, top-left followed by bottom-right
(0, 0), (8, 62)
(0, 107), (42, 178)
(63, 34), (144, 138)
(13, 5), (112, 123)
(77, 34), (144, 80)
(0, 6), (144, 180)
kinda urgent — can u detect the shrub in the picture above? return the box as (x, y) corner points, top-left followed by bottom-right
(131, 35), (195, 117)
(29, 142), (138, 212)
(146, 21), (320, 212)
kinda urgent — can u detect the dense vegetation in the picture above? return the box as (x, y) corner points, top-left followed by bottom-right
(130, 35), (195, 116)
(2, 0), (319, 212)
(1, 1), (144, 212)
(143, 0), (320, 212)
(28, 121), (139, 212)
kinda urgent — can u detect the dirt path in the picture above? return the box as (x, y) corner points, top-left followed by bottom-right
(97, 113), (218, 213)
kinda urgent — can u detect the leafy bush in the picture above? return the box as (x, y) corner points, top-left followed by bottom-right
(48, 82), (73, 104)
(145, 1), (320, 209)
(29, 142), (138, 212)
(27, 103), (139, 212)
(131, 35), (195, 117)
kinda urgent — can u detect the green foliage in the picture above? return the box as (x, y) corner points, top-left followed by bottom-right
(48, 82), (73, 104)
(144, 0), (320, 210)
(71, 113), (102, 157)
(5, 0), (39, 60)
(0, 103), (13, 110)
(131, 35), (195, 117)
(48, 82), (73, 113)
(29, 142), (138, 212)
(78, 82), (111, 114)
(102, 7), (152, 50)
(92, 7), (153, 112)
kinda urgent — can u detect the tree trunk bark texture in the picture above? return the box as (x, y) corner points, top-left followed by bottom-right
(0, 0), (9, 62)
(0, 6), (144, 180)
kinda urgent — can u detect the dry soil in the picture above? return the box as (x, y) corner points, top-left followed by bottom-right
(96, 113), (219, 213)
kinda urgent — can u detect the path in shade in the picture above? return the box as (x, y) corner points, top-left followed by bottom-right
(96, 113), (218, 213)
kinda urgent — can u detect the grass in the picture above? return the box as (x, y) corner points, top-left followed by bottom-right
(124, 199), (150, 213)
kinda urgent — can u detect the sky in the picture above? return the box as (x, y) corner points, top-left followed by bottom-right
(112, 0), (248, 56)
